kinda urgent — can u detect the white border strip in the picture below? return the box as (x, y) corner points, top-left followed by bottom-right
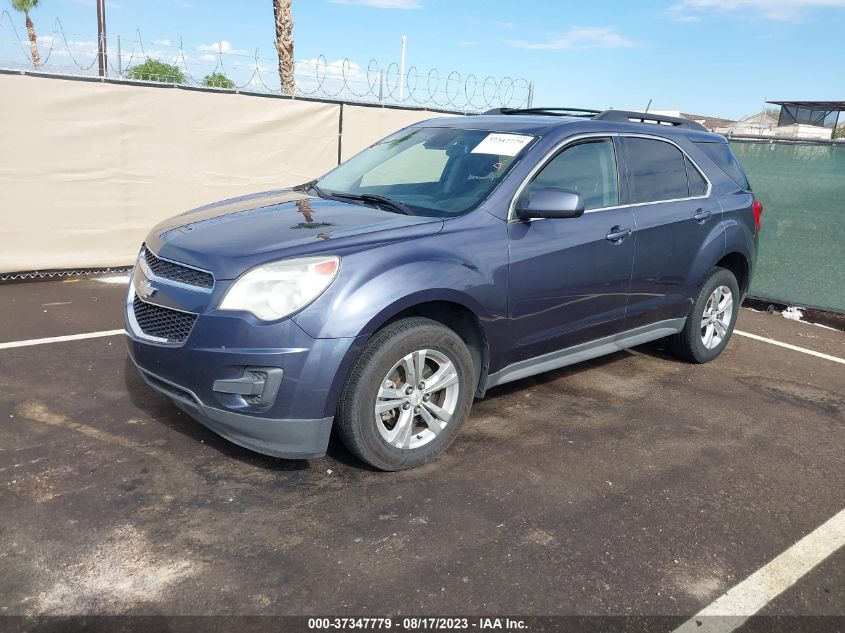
(734, 330), (845, 366)
(673, 508), (845, 633)
(0, 329), (125, 350)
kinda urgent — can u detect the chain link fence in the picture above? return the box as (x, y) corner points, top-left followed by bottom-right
(732, 139), (845, 312)
(0, 12), (534, 112)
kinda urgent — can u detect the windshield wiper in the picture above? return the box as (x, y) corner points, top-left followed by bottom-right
(293, 179), (329, 199)
(331, 192), (414, 216)
(295, 182), (414, 216)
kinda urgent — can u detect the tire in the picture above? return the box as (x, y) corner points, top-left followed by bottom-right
(336, 317), (476, 471)
(668, 267), (740, 363)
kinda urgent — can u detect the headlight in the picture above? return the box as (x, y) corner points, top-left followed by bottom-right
(219, 256), (340, 321)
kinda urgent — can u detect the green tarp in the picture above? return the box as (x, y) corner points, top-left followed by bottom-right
(730, 140), (845, 312)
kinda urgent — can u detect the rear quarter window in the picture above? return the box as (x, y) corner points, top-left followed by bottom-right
(694, 141), (750, 190)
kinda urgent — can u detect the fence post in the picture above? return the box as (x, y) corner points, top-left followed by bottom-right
(96, 0), (108, 77)
(379, 70), (384, 104)
(337, 103), (344, 165)
(116, 35), (122, 77)
(527, 81), (535, 108)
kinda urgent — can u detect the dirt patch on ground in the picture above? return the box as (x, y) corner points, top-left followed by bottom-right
(522, 528), (556, 546)
(737, 376), (845, 418)
(15, 401), (173, 463)
(32, 524), (200, 615)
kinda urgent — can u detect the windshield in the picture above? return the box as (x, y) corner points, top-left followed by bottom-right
(315, 127), (534, 217)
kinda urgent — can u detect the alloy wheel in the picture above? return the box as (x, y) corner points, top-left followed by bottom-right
(374, 349), (460, 449)
(700, 285), (733, 349)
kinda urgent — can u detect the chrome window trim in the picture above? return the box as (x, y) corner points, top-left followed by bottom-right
(622, 133), (713, 205)
(507, 132), (713, 222)
(140, 246), (215, 293)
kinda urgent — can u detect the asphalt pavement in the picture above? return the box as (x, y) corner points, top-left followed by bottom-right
(0, 276), (842, 631)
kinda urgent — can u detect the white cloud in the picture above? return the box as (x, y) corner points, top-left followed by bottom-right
(197, 41), (245, 55)
(37, 37), (99, 59)
(294, 57), (370, 94)
(328, 0), (421, 8)
(232, 60), (270, 72)
(508, 27), (636, 50)
(153, 38), (172, 46)
(668, 0), (845, 21)
(144, 50), (180, 63)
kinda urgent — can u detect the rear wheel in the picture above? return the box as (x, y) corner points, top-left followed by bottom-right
(668, 267), (739, 363)
(336, 317), (475, 471)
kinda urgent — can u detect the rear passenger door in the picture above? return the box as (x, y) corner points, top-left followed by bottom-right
(620, 136), (722, 329)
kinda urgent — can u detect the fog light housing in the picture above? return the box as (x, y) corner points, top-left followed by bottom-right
(213, 367), (283, 408)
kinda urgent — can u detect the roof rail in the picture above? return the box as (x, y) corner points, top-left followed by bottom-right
(481, 106), (710, 132)
(483, 107), (601, 118)
(594, 110), (708, 131)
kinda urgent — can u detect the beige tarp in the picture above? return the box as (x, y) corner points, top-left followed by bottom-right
(0, 75), (339, 272)
(0, 74), (462, 273)
(1, 74), (343, 272)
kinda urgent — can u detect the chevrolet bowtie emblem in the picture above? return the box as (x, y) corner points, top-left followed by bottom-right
(138, 278), (158, 300)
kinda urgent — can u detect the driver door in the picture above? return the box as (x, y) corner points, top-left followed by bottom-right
(506, 137), (635, 366)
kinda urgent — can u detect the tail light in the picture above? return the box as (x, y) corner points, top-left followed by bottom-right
(752, 198), (763, 232)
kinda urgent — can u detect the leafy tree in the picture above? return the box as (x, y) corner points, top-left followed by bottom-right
(202, 71), (235, 89)
(10, 0), (41, 71)
(834, 124), (845, 140)
(127, 58), (185, 83)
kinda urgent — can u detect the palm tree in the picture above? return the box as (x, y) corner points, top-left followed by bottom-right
(10, 0), (41, 71)
(273, 0), (295, 96)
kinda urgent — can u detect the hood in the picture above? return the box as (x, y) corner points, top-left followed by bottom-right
(144, 189), (443, 279)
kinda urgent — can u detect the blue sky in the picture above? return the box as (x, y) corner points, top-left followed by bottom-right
(5, 0), (845, 118)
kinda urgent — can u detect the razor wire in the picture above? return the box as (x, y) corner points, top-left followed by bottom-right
(0, 15), (533, 112)
(0, 266), (132, 282)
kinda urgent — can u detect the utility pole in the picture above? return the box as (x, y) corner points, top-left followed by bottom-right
(398, 34), (407, 102)
(96, 0), (107, 77)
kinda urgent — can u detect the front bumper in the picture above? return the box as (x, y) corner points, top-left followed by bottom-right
(132, 360), (333, 459)
(125, 261), (363, 460)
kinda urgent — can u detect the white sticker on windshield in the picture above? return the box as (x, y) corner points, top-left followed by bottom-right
(471, 133), (534, 157)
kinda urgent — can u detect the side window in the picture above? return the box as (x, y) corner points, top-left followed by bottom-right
(685, 156), (708, 197)
(626, 138), (690, 204)
(525, 139), (619, 210)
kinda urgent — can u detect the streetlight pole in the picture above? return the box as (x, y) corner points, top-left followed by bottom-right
(96, 0), (107, 77)
(398, 34), (406, 102)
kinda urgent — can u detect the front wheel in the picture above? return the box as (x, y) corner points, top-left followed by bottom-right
(336, 317), (475, 471)
(668, 267), (740, 363)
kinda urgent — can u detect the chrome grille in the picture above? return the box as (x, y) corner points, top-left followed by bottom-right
(132, 296), (197, 343)
(143, 247), (213, 289)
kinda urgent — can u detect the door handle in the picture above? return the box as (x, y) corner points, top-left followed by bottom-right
(694, 208), (713, 223)
(606, 226), (632, 243)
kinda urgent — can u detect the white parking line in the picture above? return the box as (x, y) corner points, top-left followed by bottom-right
(0, 329), (125, 350)
(734, 330), (845, 366)
(673, 508), (845, 633)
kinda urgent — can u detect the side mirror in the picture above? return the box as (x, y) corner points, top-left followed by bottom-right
(515, 188), (585, 220)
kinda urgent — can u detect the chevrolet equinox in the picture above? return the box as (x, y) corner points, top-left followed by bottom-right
(126, 107), (761, 470)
